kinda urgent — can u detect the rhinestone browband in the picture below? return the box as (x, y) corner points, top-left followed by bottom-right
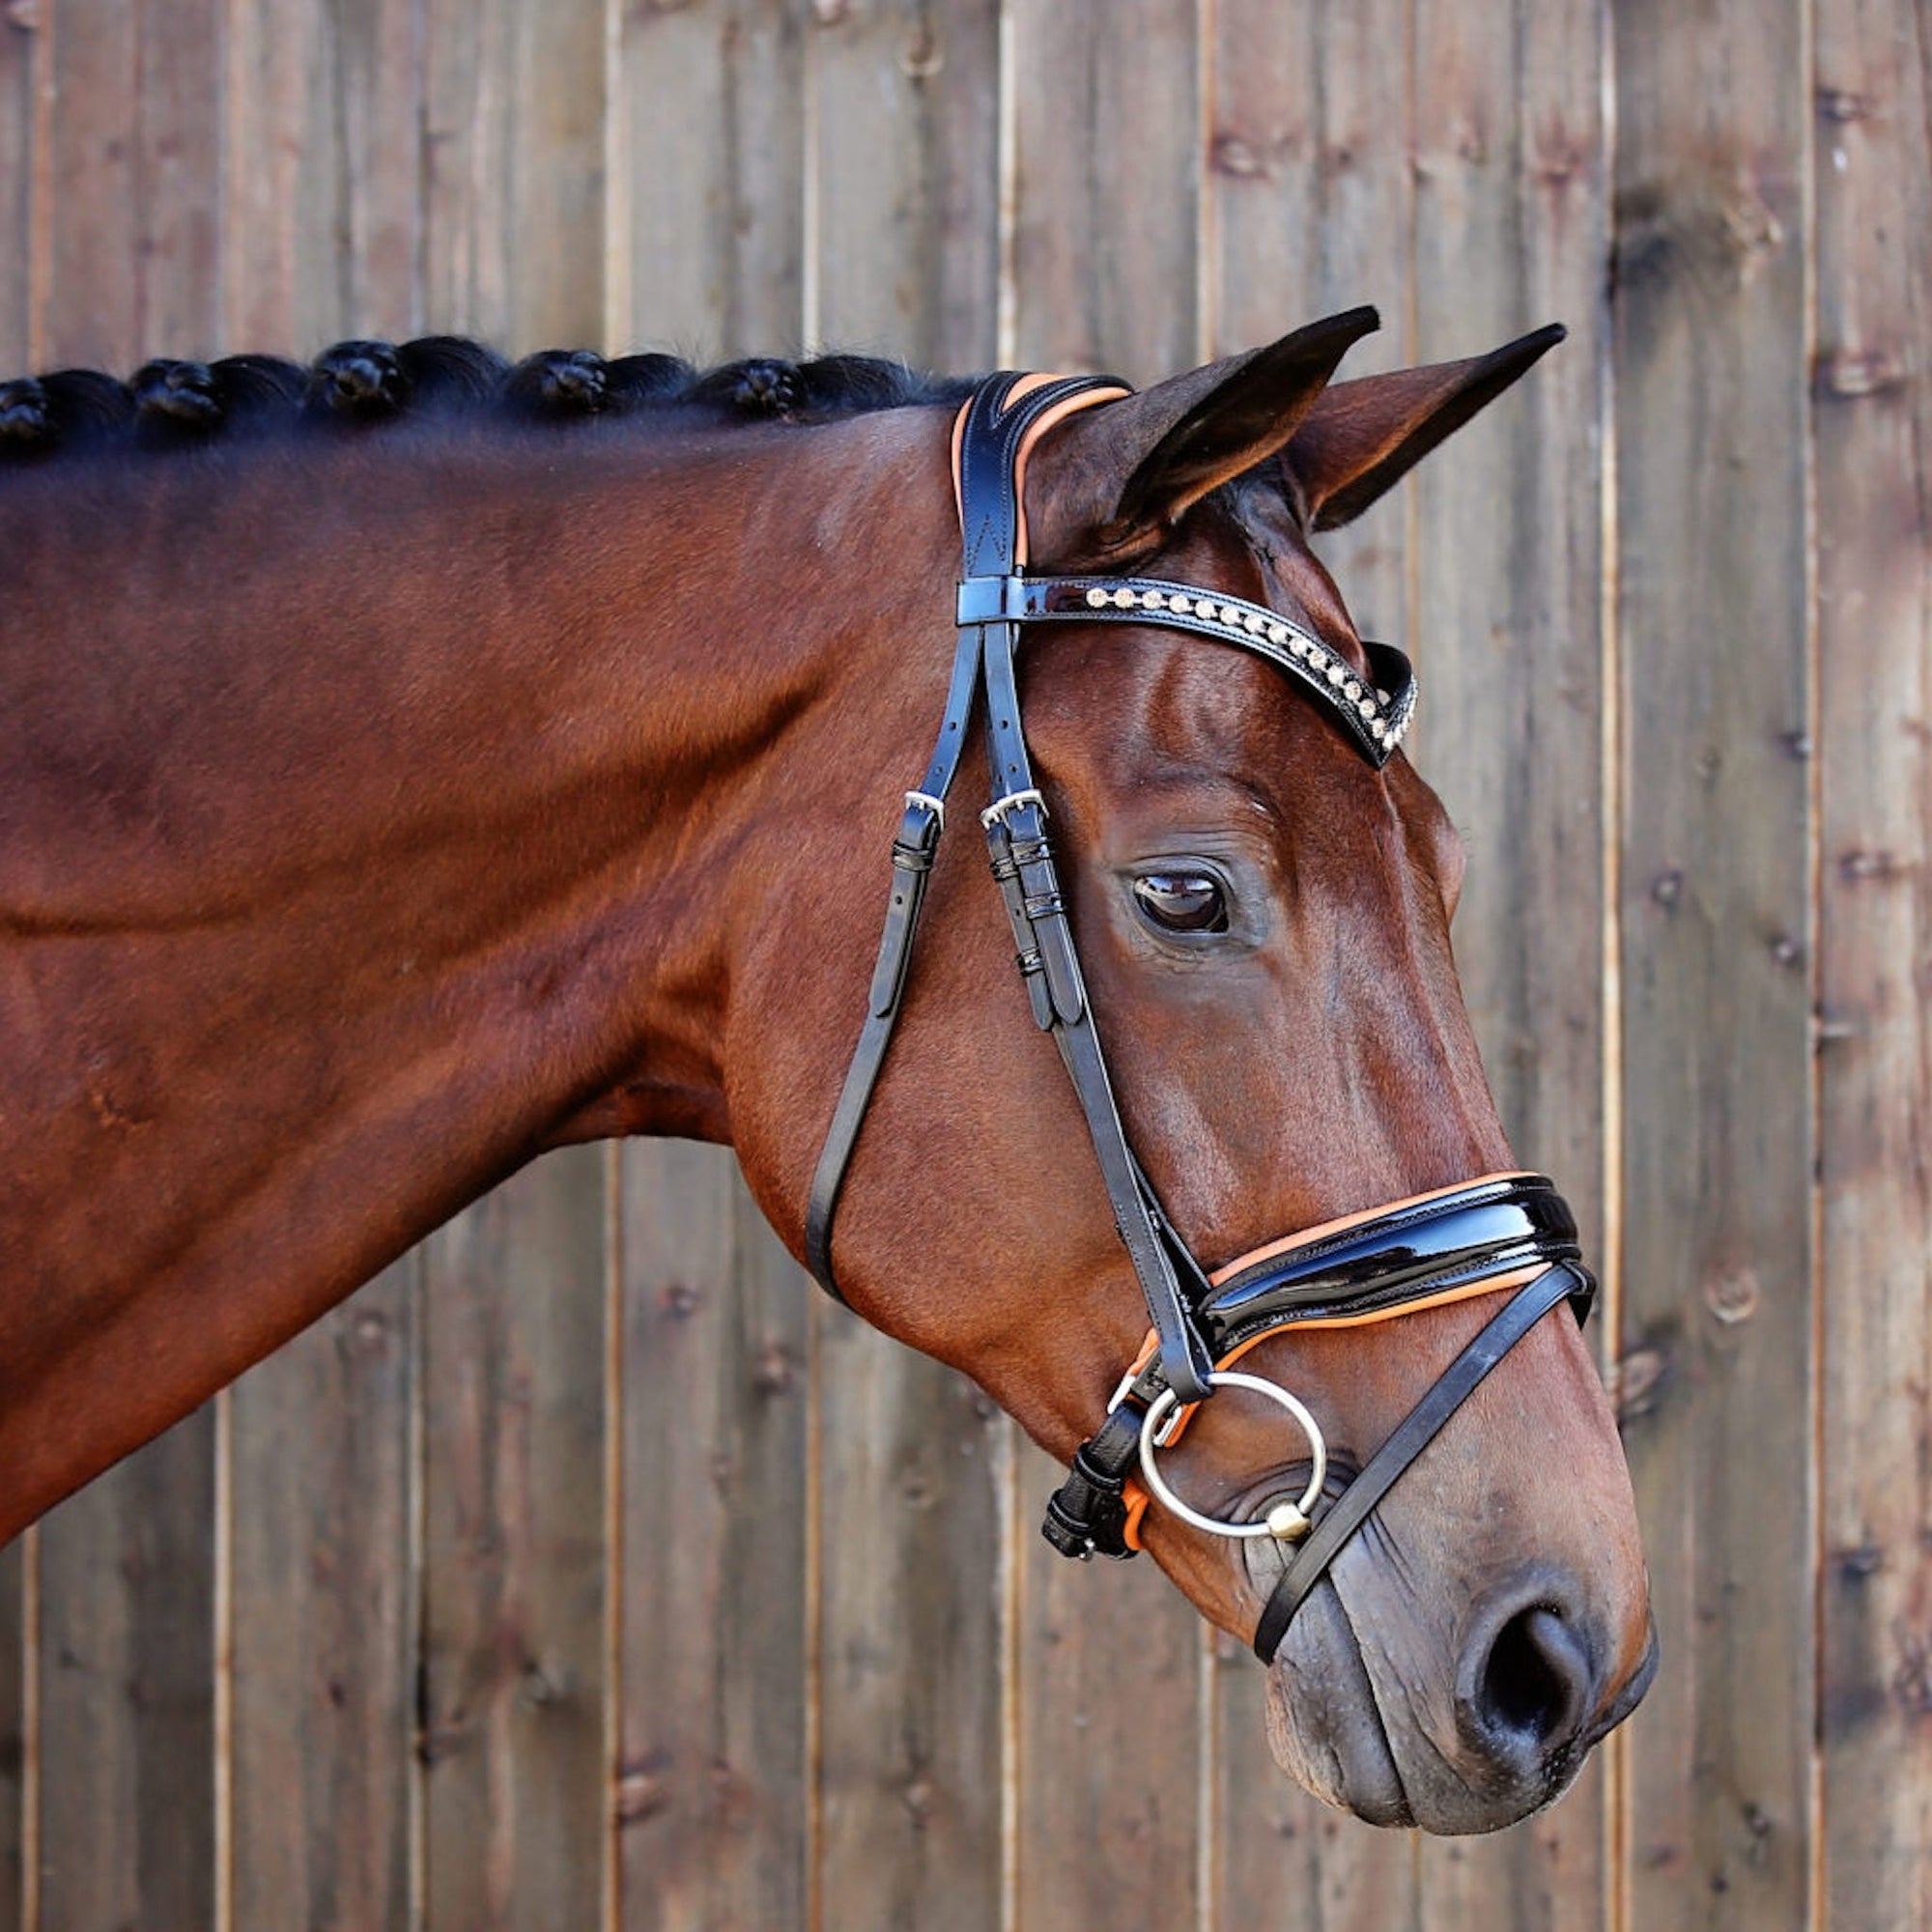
(955, 572), (1415, 768)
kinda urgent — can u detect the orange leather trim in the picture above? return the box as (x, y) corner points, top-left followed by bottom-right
(1152, 1264), (1547, 1453)
(1206, 1171), (1537, 1289)
(1122, 1479), (1151, 1551)
(1104, 1172), (1556, 1486)
(949, 378), (1131, 563)
(1009, 385), (1129, 565)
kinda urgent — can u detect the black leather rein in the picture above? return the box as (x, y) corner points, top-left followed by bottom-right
(805, 372), (1598, 1664)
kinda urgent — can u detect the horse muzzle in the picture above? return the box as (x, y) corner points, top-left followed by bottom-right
(1041, 1171), (1596, 1662)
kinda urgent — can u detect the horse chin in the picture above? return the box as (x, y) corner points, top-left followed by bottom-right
(1262, 1578), (1413, 1828)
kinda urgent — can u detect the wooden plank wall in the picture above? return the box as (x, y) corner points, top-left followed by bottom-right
(3, 2), (1927, 1928)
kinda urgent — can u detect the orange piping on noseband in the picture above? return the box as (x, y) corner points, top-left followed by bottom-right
(1118, 1171), (1548, 1550)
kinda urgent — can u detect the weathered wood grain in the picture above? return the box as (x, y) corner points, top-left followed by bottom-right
(809, 0), (999, 370)
(35, 1413), (217, 1932)
(421, 1154), (611, 1931)
(806, 6), (1006, 1926)
(423, 0), (607, 352)
(615, 1140), (810, 1932)
(41, 0), (222, 362)
(230, 1262), (419, 1932)
(1410, 3), (1609, 1924)
(223, 0), (423, 352)
(1009, 0), (1199, 390)
(1206, 5), (1424, 1921)
(616, 0), (805, 357)
(1610, 0), (1815, 1922)
(1813, 2), (1932, 1925)
(0, 0), (32, 366)
(0, 1540), (18, 1932)
(609, 14), (814, 1924)
(31, 3), (225, 1924)
(1208, 0), (1414, 649)
(1007, 5), (1206, 1925)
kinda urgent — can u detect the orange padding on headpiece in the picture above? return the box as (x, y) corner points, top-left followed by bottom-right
(1118, 1172), (1545, 1550)
(950, 377), (1132, 566)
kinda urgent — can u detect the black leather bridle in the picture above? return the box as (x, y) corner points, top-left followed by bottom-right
(806, 373), (1596, 1664)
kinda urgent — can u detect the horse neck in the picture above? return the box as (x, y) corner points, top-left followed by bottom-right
(0, 408), (954, 1530)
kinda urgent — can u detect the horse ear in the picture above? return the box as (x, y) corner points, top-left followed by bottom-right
(1025, 307), (1380, 563)
(1284, 324), (1566, 531)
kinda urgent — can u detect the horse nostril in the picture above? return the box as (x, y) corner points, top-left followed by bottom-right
(1465, 1598), (1594, 1765)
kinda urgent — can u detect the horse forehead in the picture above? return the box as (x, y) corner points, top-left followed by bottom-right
(1027, 621), (1375, 832)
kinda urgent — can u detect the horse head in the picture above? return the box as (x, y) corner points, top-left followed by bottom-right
(731, 311), (1654, 1833)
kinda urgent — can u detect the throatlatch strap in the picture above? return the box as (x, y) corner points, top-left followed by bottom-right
(1250, 1262), (1583, 1662)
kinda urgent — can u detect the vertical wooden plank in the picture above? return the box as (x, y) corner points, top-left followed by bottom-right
(423, 0), (607, 351)
(41, 0), (223, 362)
(1206, 7), (1423, 1923)
(617, 0), (806, 358)
(1611, 0), (1814, 1923)
(224, 0), (424, 351)
(615, 1142), (810, 1931)
(421, 1157), (610, 1930)
(1009, 0), (1198, 390)
(221, 17), (426, 1924)
(32, 1), (225, 1925)
(1411, 4), (1609, 1925)
(0, 1542), (17, 1932)
(1813, 3), (1932, 1926)
(807, 6), (1006, 1928)
(1008, 6), (1205, 1926)
(415, 8), (611, 1928)
(35, 1410), (217, 1932)
(810, 0), (999, 370)
(229, 1264), (420, 1932)
(0, 0), (31, 365)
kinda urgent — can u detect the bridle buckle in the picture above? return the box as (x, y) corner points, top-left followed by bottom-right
(980, 786), (1048, 831)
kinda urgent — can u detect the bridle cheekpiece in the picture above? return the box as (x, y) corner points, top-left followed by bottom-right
(806, 373), (1596, 1663)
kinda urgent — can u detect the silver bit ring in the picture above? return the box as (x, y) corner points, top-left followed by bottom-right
(1137, 1372), (1326, 1541)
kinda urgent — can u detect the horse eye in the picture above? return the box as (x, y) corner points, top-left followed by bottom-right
(1133, 870), (1230, 934)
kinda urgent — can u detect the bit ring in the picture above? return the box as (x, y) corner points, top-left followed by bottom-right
(1137, 1372), (1326, 1542)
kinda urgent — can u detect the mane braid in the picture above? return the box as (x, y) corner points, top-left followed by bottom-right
(0, 335), (981, 466)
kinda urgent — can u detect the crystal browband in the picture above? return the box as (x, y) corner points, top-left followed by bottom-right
(955, 572), (1415, 767)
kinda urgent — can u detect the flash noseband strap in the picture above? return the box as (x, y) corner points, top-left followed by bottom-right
(1251, 1260), (1588, 1662)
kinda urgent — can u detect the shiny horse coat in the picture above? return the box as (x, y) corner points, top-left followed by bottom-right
(0, 313), (1653, 1832)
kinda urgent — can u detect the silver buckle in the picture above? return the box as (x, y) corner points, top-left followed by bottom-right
(904, 789), (946, 830)
(980, 787), (1047, 831)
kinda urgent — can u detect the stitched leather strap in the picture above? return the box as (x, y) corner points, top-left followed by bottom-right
(804, 606), (986, 1294)
(806, 374), (1146, 1310)
(1250, 1262), (1584, 1662)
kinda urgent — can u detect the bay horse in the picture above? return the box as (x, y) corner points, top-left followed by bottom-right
(0, 312), (1653, 1834)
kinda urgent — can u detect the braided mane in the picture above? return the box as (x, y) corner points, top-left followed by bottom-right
(0, 337), (980, 464)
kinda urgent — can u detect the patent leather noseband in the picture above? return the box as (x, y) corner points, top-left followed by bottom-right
(807, 373), (1597, 1663)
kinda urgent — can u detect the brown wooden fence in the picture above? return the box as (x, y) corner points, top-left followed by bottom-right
(2, 1), (1927, 1927)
